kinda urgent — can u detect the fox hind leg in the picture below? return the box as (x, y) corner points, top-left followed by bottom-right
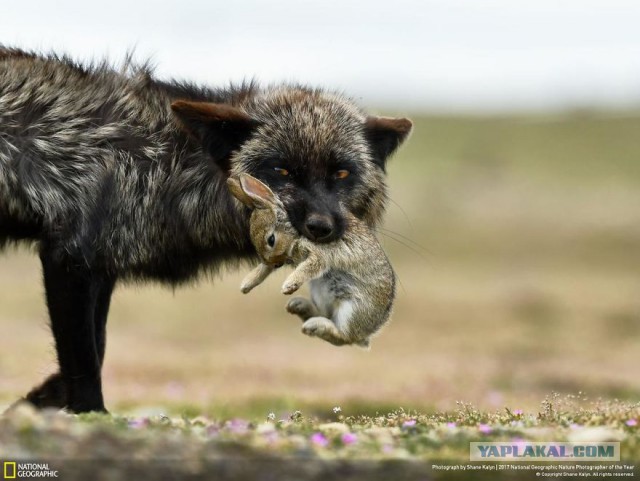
(20, 276), (115, 412)
(37, 248), (107, 413)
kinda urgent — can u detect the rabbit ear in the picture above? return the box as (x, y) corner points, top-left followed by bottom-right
(239, 174), (277, 208)
(227, 176), (254, 208)
(227, 174), (277, 209)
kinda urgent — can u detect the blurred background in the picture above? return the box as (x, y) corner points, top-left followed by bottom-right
(0, 0), (638, 417)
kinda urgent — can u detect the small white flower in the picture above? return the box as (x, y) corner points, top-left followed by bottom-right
(333, 406), (342, 414)
(267, 412), (276, 421)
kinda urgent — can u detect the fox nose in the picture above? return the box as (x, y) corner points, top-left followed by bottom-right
(304, 214), (335, 242)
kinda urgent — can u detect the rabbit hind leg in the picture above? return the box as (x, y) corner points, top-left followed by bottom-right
(301, 317), (350, 346)
(286, 297), (319, 321)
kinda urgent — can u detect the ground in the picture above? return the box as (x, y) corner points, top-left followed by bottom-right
(1, 111), (639, 478)
(1, 395), (638, 480)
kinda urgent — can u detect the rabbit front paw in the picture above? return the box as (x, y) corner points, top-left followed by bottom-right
(281, 280), (302, 295)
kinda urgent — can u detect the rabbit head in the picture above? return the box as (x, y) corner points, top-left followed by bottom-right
(227, 173), (298, 266)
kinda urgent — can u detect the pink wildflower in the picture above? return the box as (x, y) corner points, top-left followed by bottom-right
(341, 432), (358, 445)
(225, 418), (250, 434)
(311, 432), (329, 447)
(127, 417), (149, 429)
(478, 424), (492, 434)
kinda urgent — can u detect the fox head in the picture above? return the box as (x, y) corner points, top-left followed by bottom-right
(172, 86), (412, 243)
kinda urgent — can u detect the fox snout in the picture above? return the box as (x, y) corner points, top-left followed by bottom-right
(284, 190), (345, 244)
(303, 213), (337, 243)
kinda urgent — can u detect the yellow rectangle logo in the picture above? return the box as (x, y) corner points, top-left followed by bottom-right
(4, 462), (17, 479)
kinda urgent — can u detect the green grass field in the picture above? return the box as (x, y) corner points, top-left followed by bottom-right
(1, 111), (639, 478)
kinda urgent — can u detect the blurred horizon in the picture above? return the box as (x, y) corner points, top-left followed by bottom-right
(2, 0), (640, 113)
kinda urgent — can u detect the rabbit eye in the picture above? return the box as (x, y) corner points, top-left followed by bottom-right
(267, 234), (276, 247)
(274, 167), (289, 176)
(334, 169), (350, 179)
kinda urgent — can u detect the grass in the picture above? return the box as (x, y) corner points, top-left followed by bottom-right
(1, 110), (639, 477)
(2, 395), (638, 480)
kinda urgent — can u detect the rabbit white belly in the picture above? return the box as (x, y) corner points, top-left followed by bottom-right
(310, 277), (357, 330)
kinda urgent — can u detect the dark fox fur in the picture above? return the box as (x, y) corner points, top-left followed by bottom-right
(0, 46), (412, 413)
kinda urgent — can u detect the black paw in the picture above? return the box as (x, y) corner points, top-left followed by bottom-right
(24, 373), (68, 409)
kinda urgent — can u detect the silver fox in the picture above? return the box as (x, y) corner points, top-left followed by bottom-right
(0, 47), (412, 412)
(227, 174), (396, 348)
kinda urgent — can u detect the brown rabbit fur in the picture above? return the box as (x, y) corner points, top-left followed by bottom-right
(227, 174), (395, 347)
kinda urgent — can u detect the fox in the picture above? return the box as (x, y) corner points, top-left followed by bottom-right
(227, 174), (395, 348)
(0, 46), (412, 412)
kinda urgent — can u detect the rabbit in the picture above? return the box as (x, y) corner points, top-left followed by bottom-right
(227, 173), (396, 348)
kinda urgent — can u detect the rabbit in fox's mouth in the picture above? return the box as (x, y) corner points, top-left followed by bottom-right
(227, 173), (396, 348)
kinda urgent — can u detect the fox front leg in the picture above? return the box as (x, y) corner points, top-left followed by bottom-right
(240, 263), (275, 294)
(281, 257), (324, 295)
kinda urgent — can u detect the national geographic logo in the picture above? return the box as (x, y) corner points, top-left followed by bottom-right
(3, 462), (58, 478)
(3, 462), (16, 479)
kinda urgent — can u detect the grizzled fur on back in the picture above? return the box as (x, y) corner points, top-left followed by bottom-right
(0, 47), (405, 284)
(0, 47), (252, 281)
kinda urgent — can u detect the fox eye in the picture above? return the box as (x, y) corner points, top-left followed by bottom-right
(334, 169), (350, 179)
(274, 167), (289, 176)
(267, 234), (276, 247)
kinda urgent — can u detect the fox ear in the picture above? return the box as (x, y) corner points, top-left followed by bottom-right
(171, 101), (259, 171)
(364, 116), (413, 170)
(227, 174), (276, 210)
